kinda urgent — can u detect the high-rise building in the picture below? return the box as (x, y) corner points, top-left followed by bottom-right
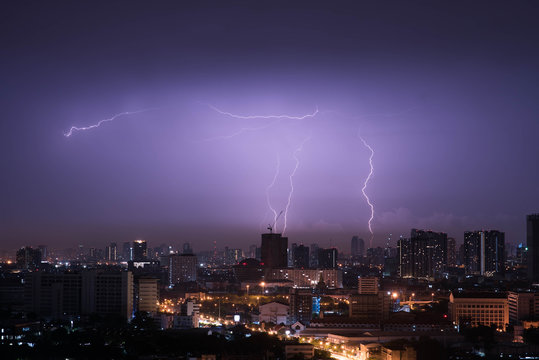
(309, 243), (319, 268)
(106, 242), (118, 261)
(136, 277), (159, 314)
(169, 254), (197, 285)
(318, 248), (338, 269)
(398, 229), (448, 279)
(351, 236), (358, 257)
(37, 245), (48, 261)
(261, 233), (288, 268)
(447, 237), (456, 267)
(24, 270), (133, 320)
(293, 245), (310, 269)
(248, 244), (258, 259)
(182, 242), (193, 255)
(122, 241), (132, 261)
(289, 288), (314, 325)
(351, 236), (365, 257)
(133, 240), (148, 261)
(82, 270), (134, 319)
(289, 243), (298, 267)
(225, 247), (243, 265)
(16, 246), (41, 269)
(516, 243), (528, 266)
(528, 214), (539, 282)
(464, 230), (505, 276)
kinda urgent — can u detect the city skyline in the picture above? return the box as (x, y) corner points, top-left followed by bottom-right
(2, 1), (539, 251)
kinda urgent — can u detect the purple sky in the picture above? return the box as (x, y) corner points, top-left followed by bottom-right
(2, 1), (539, 252)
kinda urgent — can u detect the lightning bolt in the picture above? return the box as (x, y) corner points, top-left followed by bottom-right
(204, 104), (317, 234)
(206, 104), (319, 120)
(201, 120), (280, 142)
(359, 134), (375, 248)
(266, 154), (281, 232)
(282, 136), (311, 235)
(64, 108), (158, 137)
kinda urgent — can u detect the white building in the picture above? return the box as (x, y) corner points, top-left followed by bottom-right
(259, 301), (289, 325)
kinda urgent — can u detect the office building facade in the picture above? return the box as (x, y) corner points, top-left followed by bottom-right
(449, 292), (508, 330)
(398, 229), (448, 279)
(464, 230), (505, 276)
(293, 245), (310, 269)
(318, 248), (338, 269)
(169, 253), (197, 285)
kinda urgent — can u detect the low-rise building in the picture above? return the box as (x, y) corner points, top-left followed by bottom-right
(508, 291), (539, 324)
(449, 292), (508, 330)
(381, 344), (416, 360)
(349, 292), (390, 322)
(259, 301), (289, 325)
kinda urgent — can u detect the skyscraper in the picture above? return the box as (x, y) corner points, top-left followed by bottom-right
(351, 236), (365, 257)
(16, 246), (41, 269)
(309, 243), (319, 268)
(182, 242), (193, 254)
(106, 242), (118, 261)
(293, 245), (310, 269)
(351, 236), (358, 256)
(260, 233), (288, 268)
(318, 248), (338, 269)
(398, 229), (448, 279)
(169, 253), (197, 285)
(122, 241), (131, 261)
(464, 230), (505, 276)
(527, 214), (539, 282)
(132, 240), (148, 261)
(447, 237), (456, 267)
(37, 245), (48, 261)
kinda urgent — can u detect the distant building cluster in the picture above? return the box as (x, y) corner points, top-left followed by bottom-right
(3, 213), (539, 359)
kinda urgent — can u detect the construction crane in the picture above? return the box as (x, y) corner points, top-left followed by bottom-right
(267, 210), (283, 233)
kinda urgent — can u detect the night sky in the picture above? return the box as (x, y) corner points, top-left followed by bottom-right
(2, 1), (539, 252)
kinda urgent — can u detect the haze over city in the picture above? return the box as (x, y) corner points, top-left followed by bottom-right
(2, 1), (539, 252)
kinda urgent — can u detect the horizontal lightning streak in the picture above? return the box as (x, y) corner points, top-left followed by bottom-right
(64, 108), (158, 137)
(207, 104), (319, 120)
(201, 121), (280, 142)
